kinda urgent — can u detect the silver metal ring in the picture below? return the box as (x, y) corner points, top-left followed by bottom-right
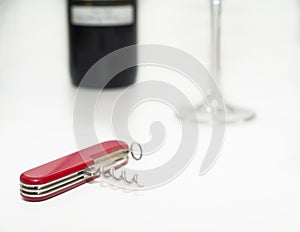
(130, 142), (143, 161)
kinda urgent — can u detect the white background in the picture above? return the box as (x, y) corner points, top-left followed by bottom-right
(1, 0), (300, 231)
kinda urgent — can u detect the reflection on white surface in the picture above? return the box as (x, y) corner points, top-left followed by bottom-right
(0, 0), (300, 231)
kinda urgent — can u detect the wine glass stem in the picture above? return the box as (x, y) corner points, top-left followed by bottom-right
(210, 0), (222, 87)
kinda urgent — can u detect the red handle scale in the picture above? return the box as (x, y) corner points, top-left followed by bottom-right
(20, 140), (128, 201)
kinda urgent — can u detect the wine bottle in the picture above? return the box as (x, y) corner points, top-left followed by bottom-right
(68, 0), (137, 88)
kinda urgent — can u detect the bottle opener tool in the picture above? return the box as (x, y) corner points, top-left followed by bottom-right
(20, 140), (143, 201)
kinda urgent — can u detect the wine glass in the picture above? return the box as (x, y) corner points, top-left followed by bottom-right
(182, 0), (255, 123)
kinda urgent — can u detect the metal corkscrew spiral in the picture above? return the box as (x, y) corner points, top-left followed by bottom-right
(86, 142), (144, 187)
(98, 165), (143, 187)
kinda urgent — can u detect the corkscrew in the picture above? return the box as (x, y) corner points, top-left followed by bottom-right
(83, 142), (143, 187)
(20, 140), (143, 201)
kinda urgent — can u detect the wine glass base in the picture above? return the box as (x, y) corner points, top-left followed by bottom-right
(180, 103), (255, 124)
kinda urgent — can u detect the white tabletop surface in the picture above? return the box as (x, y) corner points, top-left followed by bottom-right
(1, 0), (300, 231)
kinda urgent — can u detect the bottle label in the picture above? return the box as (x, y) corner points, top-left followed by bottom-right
(71, 5), (134, 27)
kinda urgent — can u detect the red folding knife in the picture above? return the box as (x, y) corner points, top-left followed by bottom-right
(20, 140), (129, 201)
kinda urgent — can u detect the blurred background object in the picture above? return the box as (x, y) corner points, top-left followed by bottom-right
(180, 0), (256, 123)
(68, 0), (137, 88)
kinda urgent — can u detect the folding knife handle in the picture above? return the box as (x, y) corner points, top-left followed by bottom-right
(20, 140), (128, 186)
